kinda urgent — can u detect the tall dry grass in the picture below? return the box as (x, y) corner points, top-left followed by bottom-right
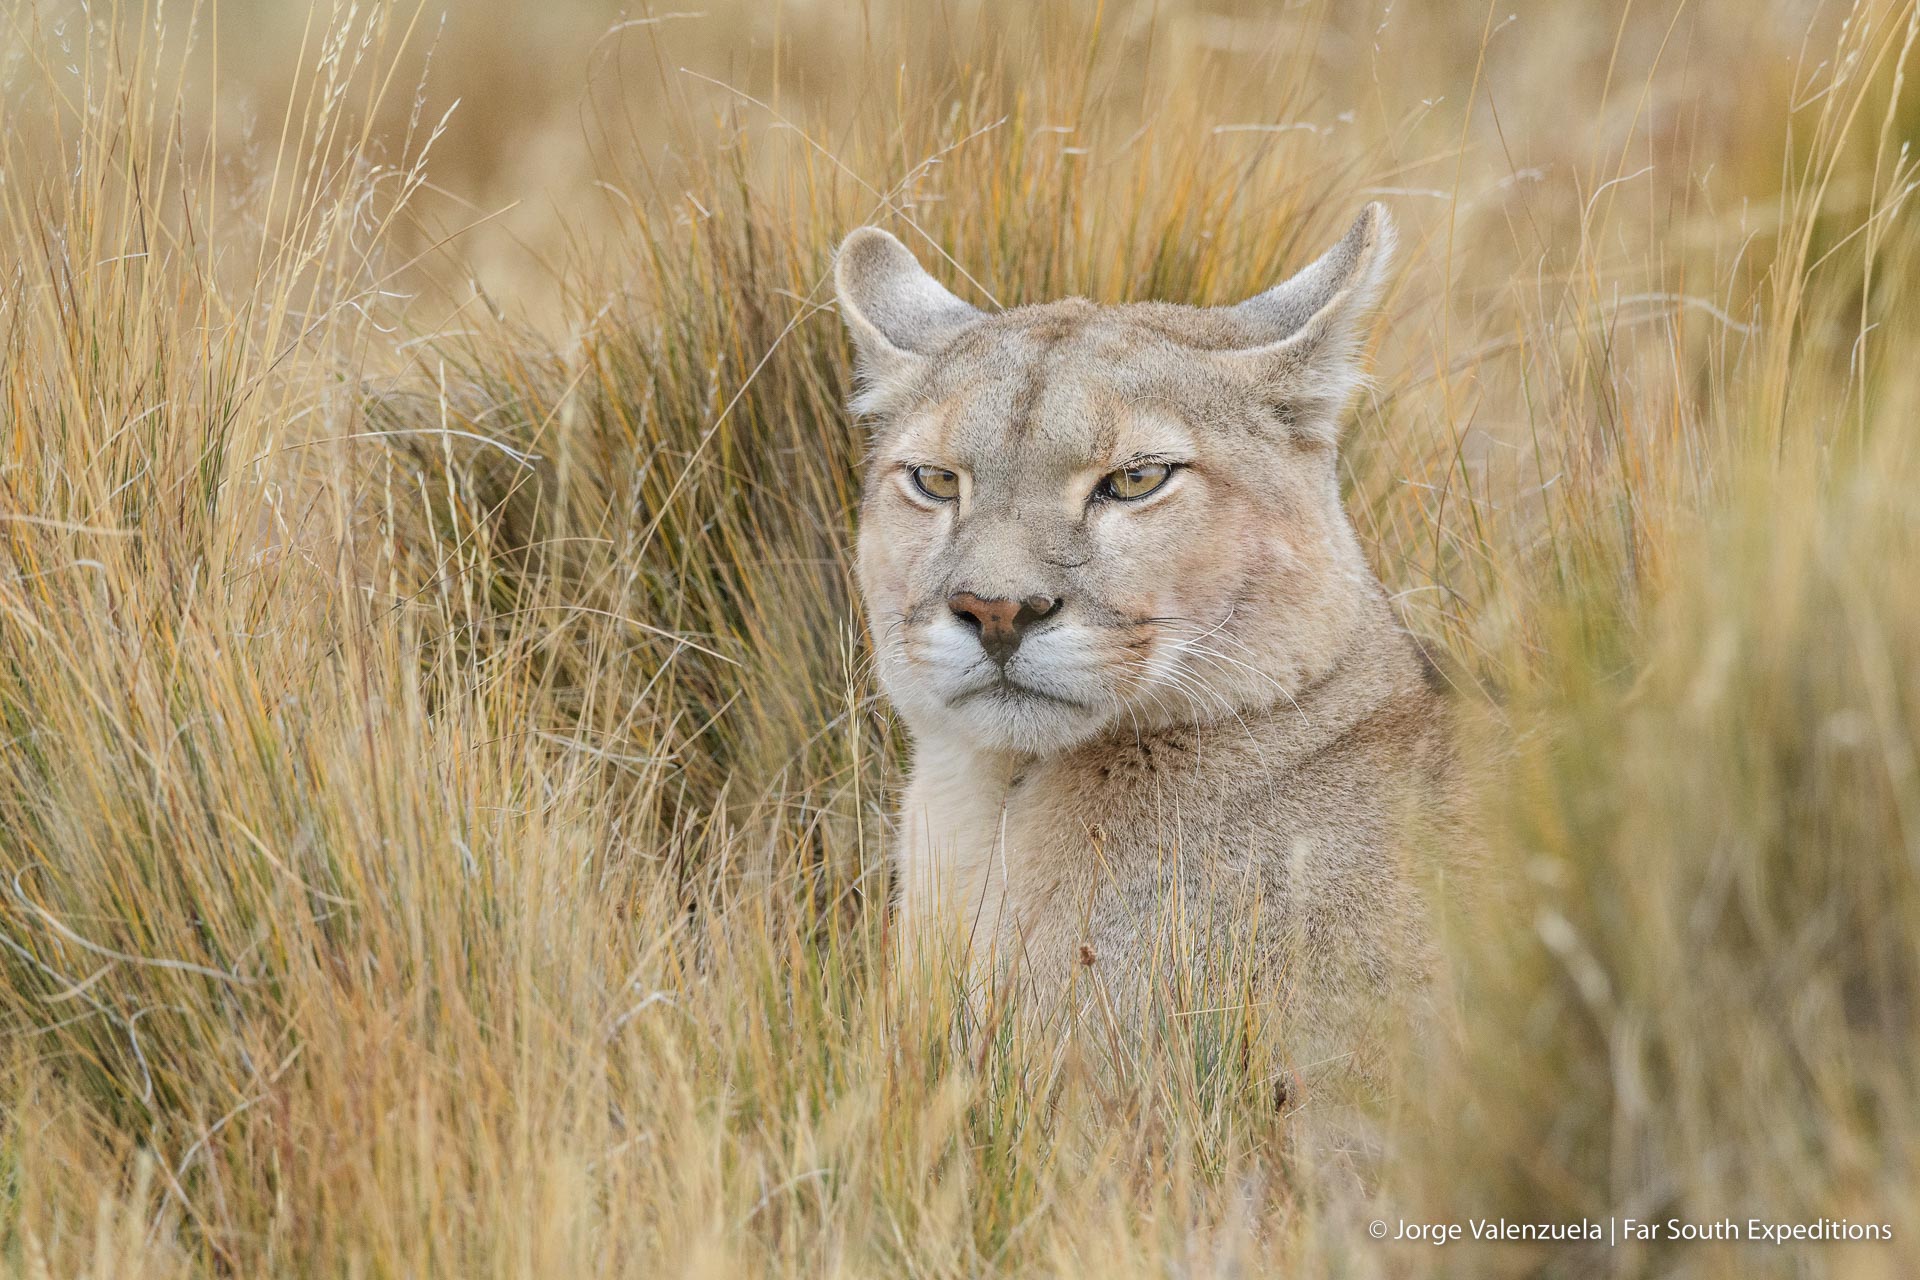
(2, 0), (1918, 1274)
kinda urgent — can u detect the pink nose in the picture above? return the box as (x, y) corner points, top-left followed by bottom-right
(947, 592), (1061, 663)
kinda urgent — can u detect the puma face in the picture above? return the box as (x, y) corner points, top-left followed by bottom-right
(836, 207), (1396, 756)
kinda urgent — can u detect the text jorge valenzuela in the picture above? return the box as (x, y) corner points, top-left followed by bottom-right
(1384, 1217), (1894, 1245)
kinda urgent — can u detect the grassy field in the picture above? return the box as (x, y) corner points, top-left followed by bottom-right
(3, 0), (1918, 1274)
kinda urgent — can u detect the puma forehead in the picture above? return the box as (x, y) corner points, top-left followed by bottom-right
(835, 204), (1393, 435)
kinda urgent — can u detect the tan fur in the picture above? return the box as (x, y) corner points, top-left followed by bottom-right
(835, 207), (1454, 1090)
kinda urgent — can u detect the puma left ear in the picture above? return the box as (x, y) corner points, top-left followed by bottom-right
(1214, 203), (1396, 445)
(833, 227), (983, 415)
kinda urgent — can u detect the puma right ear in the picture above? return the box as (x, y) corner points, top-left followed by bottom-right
(834, 228), (982, 414)
(1213, 203), (1396, 445)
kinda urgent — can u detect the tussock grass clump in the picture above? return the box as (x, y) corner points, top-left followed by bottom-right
(1, 0), (1918, 1274)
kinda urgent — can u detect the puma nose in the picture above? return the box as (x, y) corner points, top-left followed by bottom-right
(947, 591), (1062, 664)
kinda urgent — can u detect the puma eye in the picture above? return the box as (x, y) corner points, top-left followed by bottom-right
(909, 465), (961, 502)
(1094, 461), (1175, 502)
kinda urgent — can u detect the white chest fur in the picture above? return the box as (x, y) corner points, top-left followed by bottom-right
(893, 736), (1028, 949)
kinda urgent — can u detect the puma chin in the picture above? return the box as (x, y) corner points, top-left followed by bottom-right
(877, 569), (1265, 758)
(878, 560), (1202, 756)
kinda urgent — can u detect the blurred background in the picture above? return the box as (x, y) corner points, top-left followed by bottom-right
(12, 0), (1875, 317)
